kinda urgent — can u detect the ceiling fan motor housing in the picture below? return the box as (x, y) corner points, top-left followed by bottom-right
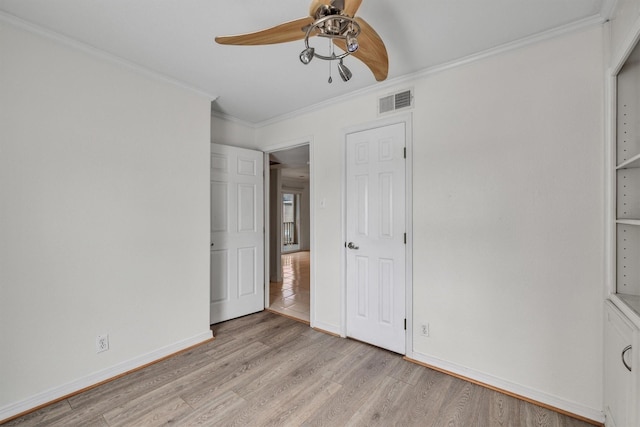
(314, 4), (342, 20)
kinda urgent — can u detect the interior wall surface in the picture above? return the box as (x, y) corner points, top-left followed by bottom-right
(211, 114), (256, 149)
(251, 25), (605, 416)
(0, 20), (212, 416)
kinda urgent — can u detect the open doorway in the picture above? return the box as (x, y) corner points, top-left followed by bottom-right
(267, 144), (311, 323)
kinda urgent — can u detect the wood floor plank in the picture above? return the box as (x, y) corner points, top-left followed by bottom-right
(233, 342), (343, 400)
(44, 410), (109, 427)
(489, 389), (522, 427)
(343, 374), (411, 426)
(432, 377), (475, 426)
(2, 400), (73, 427)
(51, 416), (109, 427)
(103, 395), (191, 427)
(393, 366), (457, 426)
(258, 379), (342, 427)
(179, 341), (279, 408)
(520, 399), (559, 427)
(171, 390), (246, 426)
(389, 357), (430, 386)
(4, 311), (597, 427)
(213, 354), (345, 427)
(455, 381), (492, 427)
(302, 348), (399, 426)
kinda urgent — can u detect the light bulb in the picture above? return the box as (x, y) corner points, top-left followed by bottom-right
(346, 35), (359, 53)
(299, 47), (315, 64)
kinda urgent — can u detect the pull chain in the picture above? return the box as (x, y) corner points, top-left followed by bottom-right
(328, 39), (334, 84)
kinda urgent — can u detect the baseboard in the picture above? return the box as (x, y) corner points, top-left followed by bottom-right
(311, 320), (341, 337)
(405, 352), (604, 426)
(0, 330), (213, 423)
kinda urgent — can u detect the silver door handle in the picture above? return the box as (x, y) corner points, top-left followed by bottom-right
(622, 345), (632, 372)
(347, 242), (359, 250)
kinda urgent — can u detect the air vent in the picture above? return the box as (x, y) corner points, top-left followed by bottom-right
(378, 89), (413, 115)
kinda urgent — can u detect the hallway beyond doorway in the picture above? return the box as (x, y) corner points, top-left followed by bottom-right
(268, 251), (310, 323)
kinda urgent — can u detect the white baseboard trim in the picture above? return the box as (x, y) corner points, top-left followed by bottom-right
(406, 351), (604, 425)
(311, 320), (341, 337)
(0, 330), (213, 423)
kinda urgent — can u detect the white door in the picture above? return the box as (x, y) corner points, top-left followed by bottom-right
(346, 123), (406, 354)
(210, 143), (264, 324)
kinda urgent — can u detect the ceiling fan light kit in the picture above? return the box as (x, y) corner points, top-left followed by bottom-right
(215, 0), (388, 82)
(298, 13), (360, 83)
(299, 14), (361, 61)
(337, 59), (353, 82)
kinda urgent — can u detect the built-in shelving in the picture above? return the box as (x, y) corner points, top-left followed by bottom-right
(605, 14), (640, 427)
(615, 40), (640, 313)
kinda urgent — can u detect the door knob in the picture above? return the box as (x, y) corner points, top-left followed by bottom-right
(347, 242), (359, 250)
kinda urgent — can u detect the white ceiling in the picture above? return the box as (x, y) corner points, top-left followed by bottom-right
(0, 0), (609, 125)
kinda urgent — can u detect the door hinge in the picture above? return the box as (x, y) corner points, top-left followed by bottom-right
(403, 147), (406, 159)
(404, 318), (407, 330)
(404, 233), (406, 244)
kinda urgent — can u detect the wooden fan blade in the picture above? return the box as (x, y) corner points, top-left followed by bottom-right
(335, 17), (388, 81)
(215, 16), (314, 45)
(343, 0), (363, 16)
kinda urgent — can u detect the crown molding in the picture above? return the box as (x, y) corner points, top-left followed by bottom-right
(250, 13), (604, 129)
(211, 109), (258, 129)
(0, 11), (218, 101)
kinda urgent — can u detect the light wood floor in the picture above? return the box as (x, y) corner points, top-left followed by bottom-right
(268, 251), (310, 323)
(5, 311), (595, 426)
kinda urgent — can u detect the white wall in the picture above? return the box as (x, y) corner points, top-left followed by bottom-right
(211, 114), (256, 149)
(411, 26), (604, 417)
(0, 20), (212, 418)
(245, 26), (605, 419)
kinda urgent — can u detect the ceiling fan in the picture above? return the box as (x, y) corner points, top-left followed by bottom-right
(215, 0), (388, 82)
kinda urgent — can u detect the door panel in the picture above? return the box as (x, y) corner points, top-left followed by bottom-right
(379, 258), (393, 324)
(210, 182), (228, 232)
(346, 122), (406, 354)
(238, 184), (256, 232)
(210, 250), (228, 303)
(238, 247), (256, 296)
(210, 143), (264, 324)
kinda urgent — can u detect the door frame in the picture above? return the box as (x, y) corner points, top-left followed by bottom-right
(340, 113), (413, 354)
(263, 136), (315, 326)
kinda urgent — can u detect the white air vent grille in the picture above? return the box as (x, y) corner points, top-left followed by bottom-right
(378, 89), (413, 115)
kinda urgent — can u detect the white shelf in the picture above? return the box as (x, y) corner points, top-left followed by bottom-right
(619, 294), (640, 317)
(617, 152), (640, 169)
(611, 294), (640, 327)
(617, 219), (640, 225)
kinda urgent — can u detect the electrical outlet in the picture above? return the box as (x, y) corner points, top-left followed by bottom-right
(420, 323), (429, 337)
(96, 334), (109, 353)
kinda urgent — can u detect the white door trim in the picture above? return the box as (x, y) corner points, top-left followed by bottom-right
(340, 113), (413, 354)
(263, 136), (316, 328)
